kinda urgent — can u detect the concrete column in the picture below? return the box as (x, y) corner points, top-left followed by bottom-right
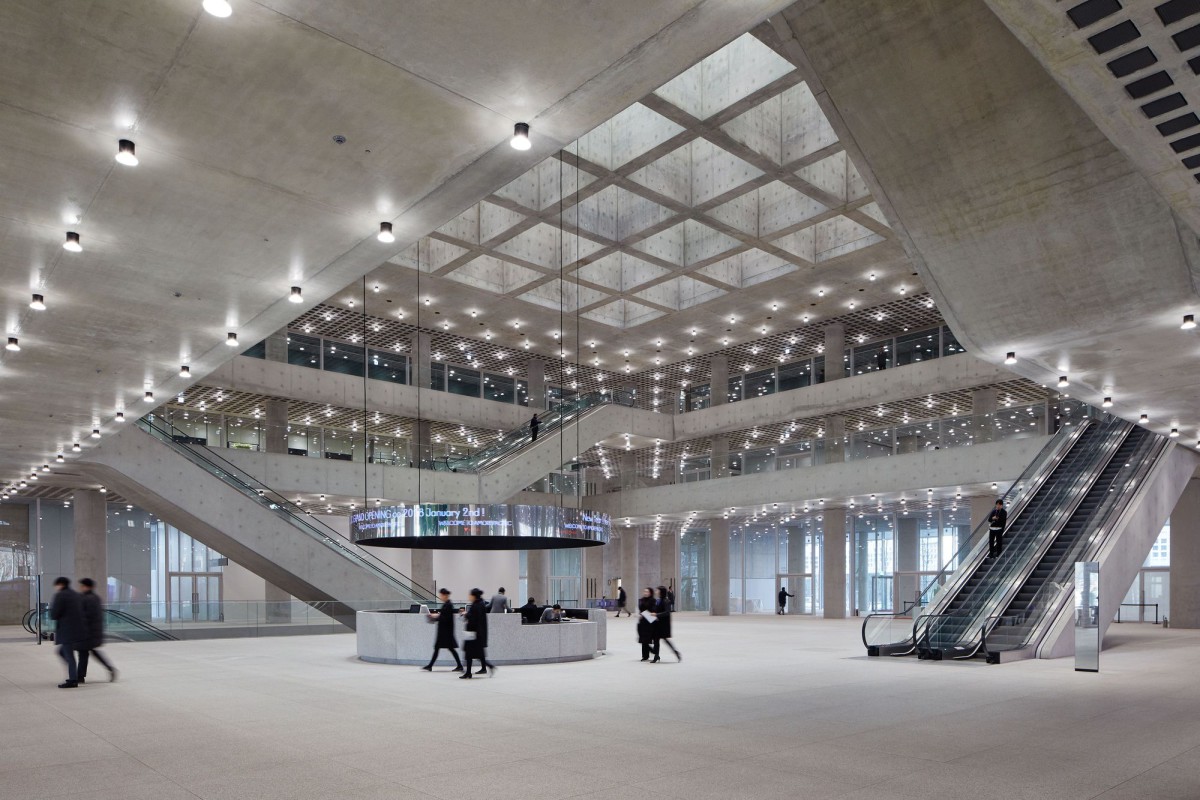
(73, 489), (106, 585)
(527, 549), (549, 604)
(709, 355), (728, 406)
(264, 327), (288, 362)
(659, 533), (679, 599)
(823, 512), (847, 618)
(895, 516), (920, 613)
(410, 332), (432, 389)
(264, 399), (288, 455)
(527, 359), (546, 410)
(411, 549), (434, 596)
(414, 419), (432, 466)
(1170, 477), (1200, 627)
(711, 435), (729, 478)
(709, 518), (730, 616)
(972, 387), (997, 443)
(620, 532), (639, 603)
(584, 544), (604, 601)
(824, 415), (846, 464)
(824, 324), (845, 382)
(620, 452), (637, 490)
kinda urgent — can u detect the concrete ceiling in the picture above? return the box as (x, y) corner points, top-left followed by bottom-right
(0, 0), (799, 484)
(780, 0), (1200, 447)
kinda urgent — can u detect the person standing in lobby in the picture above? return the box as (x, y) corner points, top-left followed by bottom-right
(778, 586), (795, 615)
(422, 588), (463, 672)
(488, 587), (509, 614)
(615, 584), (630, 617)
(77, 578), (117, 683)
(460, 588), (496, 678)
(637, 587), (657, 662)
(655, 586), (681, 662)
(49, 577), (84, 688)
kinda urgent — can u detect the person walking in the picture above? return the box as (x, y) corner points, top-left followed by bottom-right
(778, 586), (795, 615)
(422, 588), (463, 672)
(637, 587), (657, 662)
(488, 587), (509, 614)
(48, 577), (84, 688)
(460, 588), (496, 678)
(615, 585), (629, 617)
(988, 499), (1008, 558)
(529, 413), (540, 442)
(76, 578), (117, 683)
(655, 586), (681, 662)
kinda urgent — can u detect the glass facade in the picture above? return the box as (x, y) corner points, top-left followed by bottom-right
(852, 506), (971, 615)
(726, 522), (822, 614)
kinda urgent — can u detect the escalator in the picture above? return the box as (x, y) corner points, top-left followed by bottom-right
(76, 415), (436, 629)
(22, 607), (176, 642)
(433, 389), (638, 501)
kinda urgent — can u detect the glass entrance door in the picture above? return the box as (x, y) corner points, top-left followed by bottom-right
(168, 573), (222, 622)
(776, 574), (813, 614)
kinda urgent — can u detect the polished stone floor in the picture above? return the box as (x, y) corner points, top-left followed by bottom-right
(1, 615), (1199, 799)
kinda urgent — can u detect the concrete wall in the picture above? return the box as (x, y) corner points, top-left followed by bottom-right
(431, 550), (518, 602)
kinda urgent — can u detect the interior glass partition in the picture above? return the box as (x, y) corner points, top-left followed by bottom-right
(679, 528), (709, 612)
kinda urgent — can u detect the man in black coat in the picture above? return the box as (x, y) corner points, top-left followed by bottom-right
(422, 588), (463, 672)
(77, 578), (117, 683)
(49, 577), (84, 688)
(460, 588), (496, 678)
(988, 499), (1008, 558)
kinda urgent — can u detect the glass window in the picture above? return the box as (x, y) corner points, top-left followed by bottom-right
(814, 355), (826, 383)
(895, 329), (938, 366)
(447, 365), (481, 397)
(679, 529), (709, 612)
(727, 375), (743, 403)
(744, 368), (776, 399)
(323, 341), (365, 377)
(851, 342), (891, 375)
(516, 379), (529, 406)
(483, 372), (515, 403)
(682, 383), (710, 412)
(941, 325), (966, 356)
(241, 340), (266, 359)
(430, 361), (446, 391)
(288, 333), (322, 369)
(778, 360), (811, 391)
(367, 349), (407, 384)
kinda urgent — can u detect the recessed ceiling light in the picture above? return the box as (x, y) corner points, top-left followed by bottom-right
(1102, 397), (1112, 408)
(1057, 376), (1069, 388)
(5, 337), (19, 352)
(29, 294), (45, 311)
(377, 222), (395, 243)
(72, 442), (81, 452)
(202, 0), (232, 17)
(56, 454), (64, 463)
(63, 231), (82, 252)
(1004, 352), (1016, 365)
(115, 139), (138, 166)
(91, 429), (100, 439)
(115, 411), (125, 422)
(1183, 314), (1196, 330)
(179, 365), (191, 378)
(1139, 413), (1149, 424)
(289, 286), (303, 303)
(1170, 428), (1180, 438)
(144, 391), (154, 403)
(226, 332), (238, 347)
(41, 464), (50, 473)
(510, 122), (531, 150)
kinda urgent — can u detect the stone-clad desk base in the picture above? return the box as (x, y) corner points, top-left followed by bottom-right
(357, 609), (605, 665)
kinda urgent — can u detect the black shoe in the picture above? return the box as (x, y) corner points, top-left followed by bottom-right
(487, 664), (497, 677)
(77, 677), (86, 684)
(651, 657), (660, 663)
(452, 666), (463, 672)
(475, 669), (487, 675)
(421, 665), (433, 672)
(459, 672), (472, 679)
(109, 670), (117, 682)
(58, 681), (78, 688)
(640, 657), (649, 662)
(676, 651), (682, 662)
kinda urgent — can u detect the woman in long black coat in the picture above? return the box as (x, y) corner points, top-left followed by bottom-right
(422, 588), (462, 672)
(637, 587), (657, 662)
(655, 585), (680, 661)
(461, 588), (496, 678)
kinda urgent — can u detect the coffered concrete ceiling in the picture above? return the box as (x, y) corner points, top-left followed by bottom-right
(0, 0), (797, 482)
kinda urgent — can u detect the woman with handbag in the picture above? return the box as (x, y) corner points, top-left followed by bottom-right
(422, 588), (462, 672)
(637, 587), (658, 662)
(655, 586), (681, 662)
(460, 588), (496, 678)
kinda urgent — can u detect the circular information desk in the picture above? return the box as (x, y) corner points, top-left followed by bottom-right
(357, 608), (607, 666)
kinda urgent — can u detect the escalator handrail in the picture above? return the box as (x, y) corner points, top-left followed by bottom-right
(861, 611), (914, 649)
(1023, 430), (1171, 655)
(937, 418), (1134, 652)
(105, 608), (178, 641)
(916, 405), (1094, 618)
(137, 414), (437, 603)
(432, 389), (634, 474)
